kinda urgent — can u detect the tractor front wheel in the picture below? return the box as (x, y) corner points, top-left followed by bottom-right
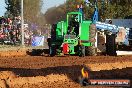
(79, 45), (85, 57)
(85, 24), (97, 56)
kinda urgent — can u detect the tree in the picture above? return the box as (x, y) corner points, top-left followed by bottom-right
(23, 0), (43, 23)
(5, 0), (21, 17)
(44, 0), (132, 24)
(5, 0), (46, 29)
(97, 0), (132, 19)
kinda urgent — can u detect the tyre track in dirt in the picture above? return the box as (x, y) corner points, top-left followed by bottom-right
(0, 55), (131, 88)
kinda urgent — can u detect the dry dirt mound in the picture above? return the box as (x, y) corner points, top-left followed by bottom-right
(0, 67), (131, 88)
(86, 61), (132, 71)
(0, 71), (80, 88)
(0, 60), (131, 88)
(0, 49), (131, 87)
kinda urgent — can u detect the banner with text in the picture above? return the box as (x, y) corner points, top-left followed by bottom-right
(31, 36), (44, 46)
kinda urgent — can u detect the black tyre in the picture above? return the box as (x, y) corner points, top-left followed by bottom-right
(85, 24), (97, 56)
(49, 45), (56, 57)
(79, 45), (85, 57)
(106, 34), (117, 56)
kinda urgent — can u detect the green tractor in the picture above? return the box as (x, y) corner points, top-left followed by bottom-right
(49, 11), (97, 57)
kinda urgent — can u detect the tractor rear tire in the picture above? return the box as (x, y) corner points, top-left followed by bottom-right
(106, 34), (117, 56)
(85, 24), (97, 56)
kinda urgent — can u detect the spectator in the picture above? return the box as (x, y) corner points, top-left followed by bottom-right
(0, 16), (34, 46)
(0, 16), (6, 24)
(9, 30), (16, 45)
(24, 30), (30, 45)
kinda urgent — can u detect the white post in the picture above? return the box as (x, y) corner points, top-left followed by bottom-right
(21, 0), (24, 46)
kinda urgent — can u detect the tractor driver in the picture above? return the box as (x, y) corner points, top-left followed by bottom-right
(68, 15), (79, 35)
(73, 15), (79, 35)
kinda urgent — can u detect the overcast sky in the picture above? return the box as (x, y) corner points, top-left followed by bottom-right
(0, 0), (65, 16)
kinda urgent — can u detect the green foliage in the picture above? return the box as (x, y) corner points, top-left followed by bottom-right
(96, 0), (132, 20)
(5, 0), (21, 17)
(45, 0), (132, 24)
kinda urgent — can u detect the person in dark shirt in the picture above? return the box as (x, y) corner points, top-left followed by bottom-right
(0, 16), (6, 24)
(9, 30), (16, 45)
(0, 17), (2, 24)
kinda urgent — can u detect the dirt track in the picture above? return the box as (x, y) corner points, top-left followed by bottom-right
(0, 49), (131, 88)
